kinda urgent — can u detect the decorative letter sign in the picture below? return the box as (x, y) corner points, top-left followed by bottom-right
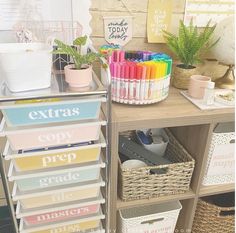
(147, 0), (173, 43)
(103, 16), (133, 46)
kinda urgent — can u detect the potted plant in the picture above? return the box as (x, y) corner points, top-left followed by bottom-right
(54, 35), (99, 87)
(163, 19), (220, 89)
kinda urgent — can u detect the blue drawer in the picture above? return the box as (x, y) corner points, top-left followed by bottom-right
(2, 98), (103, 127)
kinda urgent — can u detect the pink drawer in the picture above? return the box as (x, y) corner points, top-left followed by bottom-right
(4, 120), (105, 150)
(19, 211), (105, 233)
(24, 203), (100, 226)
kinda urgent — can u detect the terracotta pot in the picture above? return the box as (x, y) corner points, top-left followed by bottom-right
(172, 64), (197, 89)
(64, 64), (92, 87)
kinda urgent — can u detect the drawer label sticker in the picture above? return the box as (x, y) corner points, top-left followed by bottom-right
(25, 204), (98, 225)
(14, 147), (100, 171)
(28, 108), (80, 120)
(39, 172), (80, 187)
(4, 102), (100, 125)
(38, 132), (73, 144)
(42, 152), (76, 167)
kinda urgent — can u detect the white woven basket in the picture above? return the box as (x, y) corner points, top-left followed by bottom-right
(118, 201), (182, 233)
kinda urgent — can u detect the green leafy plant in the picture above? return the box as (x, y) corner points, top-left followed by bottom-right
(54, 35), (99, 70)
(163, 19), (220, 69)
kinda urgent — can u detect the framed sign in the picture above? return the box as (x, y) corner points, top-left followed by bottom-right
(147, 0), (173, 43)
(103, 16), (133, 46)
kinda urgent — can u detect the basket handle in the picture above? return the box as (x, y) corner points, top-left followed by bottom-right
(218, 206), (235, 217)
(229, 139), (235, 144)
(141, 217), (164, 225)
(149, 167), (169, 175)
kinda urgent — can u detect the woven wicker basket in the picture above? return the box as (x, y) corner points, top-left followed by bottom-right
(118, 129), (195, 201)
(192, 193), (235, 233)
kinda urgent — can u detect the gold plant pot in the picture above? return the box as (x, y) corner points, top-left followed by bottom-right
(172, 64), (197, 89)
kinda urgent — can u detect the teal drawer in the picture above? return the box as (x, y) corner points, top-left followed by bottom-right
(2, 98), (104, 127)
(8, 160), (105, 192)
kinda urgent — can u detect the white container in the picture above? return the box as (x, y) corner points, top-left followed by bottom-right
(202, 122), (235, 186)
(0, 43), (53, 92)
(119, 201), (182, 233)
(136, 128), (169, 156)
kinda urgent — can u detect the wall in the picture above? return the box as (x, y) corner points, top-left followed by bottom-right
(90, 0), (185, 56)
(89, 0), (228, 79)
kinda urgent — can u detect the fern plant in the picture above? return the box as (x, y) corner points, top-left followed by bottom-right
(54, 35), (99, 70)
(163, 19), (220, 69)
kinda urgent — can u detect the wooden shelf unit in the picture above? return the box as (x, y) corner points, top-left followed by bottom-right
(110, 87), (235, 232)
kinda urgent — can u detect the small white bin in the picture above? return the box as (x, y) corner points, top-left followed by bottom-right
(203, 122), (235, 186)
(118, 201), (182, 233)
(136, 128), (169, 156)
(0, 43), (53, 92)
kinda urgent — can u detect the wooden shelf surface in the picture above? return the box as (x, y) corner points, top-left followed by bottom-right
(117, 190), (195, 209)
(112, 87), (234, 131)
(199, 183), (235, 197)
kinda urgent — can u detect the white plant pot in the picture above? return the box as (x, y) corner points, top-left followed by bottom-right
(0, 43), (53, 92)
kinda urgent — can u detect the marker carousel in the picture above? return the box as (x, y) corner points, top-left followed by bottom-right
(109, 50), (172, 105)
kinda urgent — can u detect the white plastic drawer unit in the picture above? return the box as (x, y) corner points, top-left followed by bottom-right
(19, 209), (105, 233)
(0, 117), (106, 150)
(4, 133), (106, 172)
(8, 158), (105, 192)
(12, 178), (105, 209)
(0, 97), (105, 127)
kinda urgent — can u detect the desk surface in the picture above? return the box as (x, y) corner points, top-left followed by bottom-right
(112, 87), (234, 131)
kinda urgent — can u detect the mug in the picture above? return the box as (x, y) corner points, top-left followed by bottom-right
(122, 160), (147, 169)
(188, 75), (211, 99)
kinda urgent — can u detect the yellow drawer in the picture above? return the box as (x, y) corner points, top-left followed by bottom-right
(34, 220), (99, 233)
(14, 147), (100, 171)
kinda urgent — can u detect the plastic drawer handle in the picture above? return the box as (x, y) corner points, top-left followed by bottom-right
(141, 217), (164, 224)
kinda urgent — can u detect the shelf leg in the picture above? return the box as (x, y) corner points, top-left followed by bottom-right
(0, 154), (18, 233)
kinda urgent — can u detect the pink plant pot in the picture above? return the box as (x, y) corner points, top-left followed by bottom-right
(64, 64), (92, 87)
(188, 75), (211, 99)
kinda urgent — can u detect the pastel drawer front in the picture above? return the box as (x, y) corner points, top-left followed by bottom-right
(16, 167), (101, 192)
(20, 187), (100, 209)
(29, 220), (99, 233)
(13, 147), (101, 171)
(2, 99), (102, 127)
(7, 123), (101, 150)
(24, 203), (100, 226)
